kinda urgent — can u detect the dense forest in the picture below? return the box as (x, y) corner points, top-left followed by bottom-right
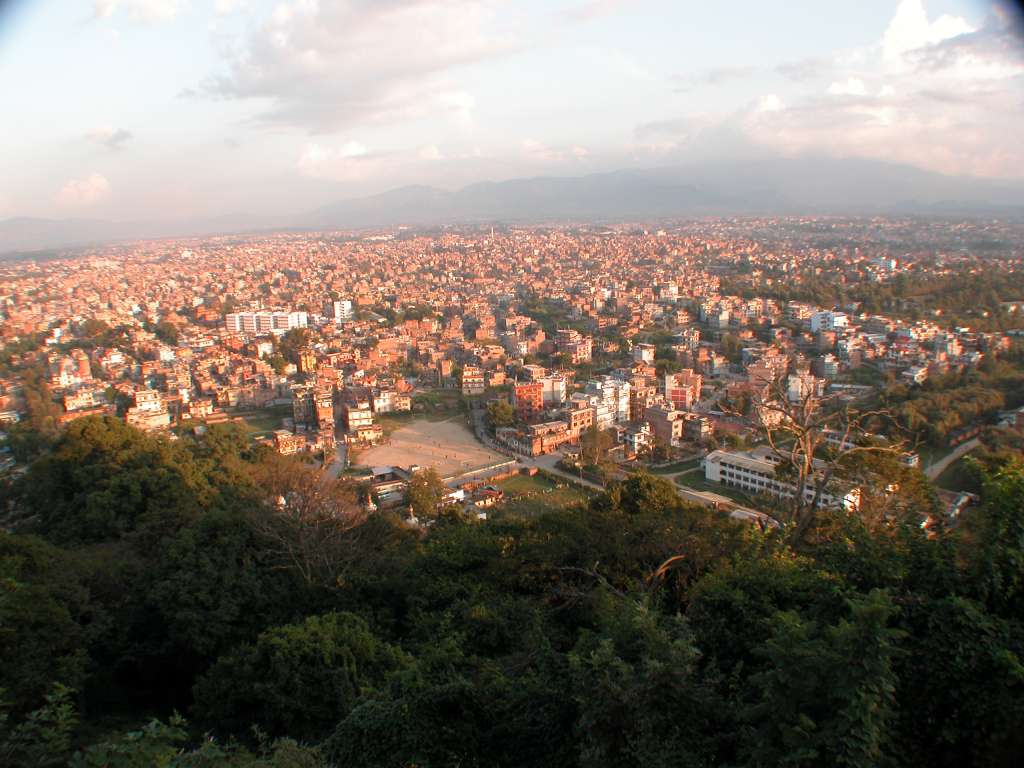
(2, 415), (1023, 767)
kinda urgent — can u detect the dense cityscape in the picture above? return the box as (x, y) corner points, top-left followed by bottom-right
(3, 216), (1022, 521)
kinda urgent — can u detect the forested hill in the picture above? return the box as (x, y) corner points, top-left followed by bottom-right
(2, 415), (1023, 767)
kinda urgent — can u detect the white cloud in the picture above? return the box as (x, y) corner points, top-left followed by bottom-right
(419, 145), (443, 161)
(94, 0), (183, 23)
(297, 141), (375, 180)
(882, 0), (974, 63)
(756, 94), (784, 113)
(57, 174), (111, 206)
(205, 0), (514, 132)
(214, 0), (246, 14)
(521, 139), (591, 163)
(644, 1), (1024, 179)
(826, 77), (867, 96)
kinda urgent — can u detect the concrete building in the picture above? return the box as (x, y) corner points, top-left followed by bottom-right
(704, 447), (860, 511)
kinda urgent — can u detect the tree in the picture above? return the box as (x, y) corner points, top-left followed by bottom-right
(246, 457), (367, 588)
(570, 594), (724, 768)
(193, 612), (408, 741)
(486, 399), (515, 429)
(742, 381), (903, 544)
(276, 329), (311, 366)
(0, 533), (89, 716)
(152, 320), (179, 346)
(21, 417), (210, 545)
(405, 468), (448, 521)
(741, 590), (904, 768)
(0, 684), (77, 768)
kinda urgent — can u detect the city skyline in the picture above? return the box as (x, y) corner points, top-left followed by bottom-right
(2, 0), (1023, 221)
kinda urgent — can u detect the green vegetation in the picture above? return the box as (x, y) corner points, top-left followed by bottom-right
(485, 398), (514, 429)
(1, 416), (1024, 767)
(494, 471), (594, 517)
(876, 356), (1024, 447)
(650, 457), (702, 475)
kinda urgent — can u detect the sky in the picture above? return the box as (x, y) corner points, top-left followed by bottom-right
(0, 0), (1022, 220)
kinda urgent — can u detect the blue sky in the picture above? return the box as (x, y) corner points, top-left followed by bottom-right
(0, 0), (1021, 220)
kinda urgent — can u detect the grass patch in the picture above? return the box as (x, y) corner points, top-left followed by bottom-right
(493, 471), (595, 518)
(935, 455), (982, 493)
(650, 458), (702, 475)
(675, 473), (757, 505)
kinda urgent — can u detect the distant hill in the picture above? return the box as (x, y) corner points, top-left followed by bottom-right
(4, 156), (1024, 253)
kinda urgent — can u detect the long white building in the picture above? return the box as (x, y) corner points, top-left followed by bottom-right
(225, 310), (309, 335)
(704, 447), (860, 511)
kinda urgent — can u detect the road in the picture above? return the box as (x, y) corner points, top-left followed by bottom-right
(323, 440), (348, 480)
(925, 437), (981, 481)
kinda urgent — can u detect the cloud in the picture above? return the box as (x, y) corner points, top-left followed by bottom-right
(826, 77), (867, 96)
(520, 139), (591, 163)
(776, 57), (835, 83)
(297, 141), (377, 181)
(88, 126), (133, 151)
(204, 0), (514, 133)
(673, 65), (755, 92)
(637, 1), (1024, 180)
(94, 0), (182, 23)
(882, 0), (974, 63)
(562, 0), (630, 23)
(57, 174), (111, 206)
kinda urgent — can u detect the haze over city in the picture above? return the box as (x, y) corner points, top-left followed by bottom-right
(1, 0), (1024, 235)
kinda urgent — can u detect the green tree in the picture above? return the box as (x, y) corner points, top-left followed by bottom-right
(193, 612), (408, 741)
(570, 595), (724, 768)
(21, 416), (211, 545)
(405, 468), (448, 521)
(0, 533), (89, 716)
(740, 589), (903, 768)
(276, 329), (311, 366)
(486, 399), (515, 429)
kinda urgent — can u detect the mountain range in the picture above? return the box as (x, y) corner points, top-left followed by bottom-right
(4, 156), (1024, 254)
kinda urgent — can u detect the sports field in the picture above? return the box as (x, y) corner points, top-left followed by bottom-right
(355, 417), (504, 477)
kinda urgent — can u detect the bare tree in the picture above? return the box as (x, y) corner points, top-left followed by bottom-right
(248, 455), (368, 587)
(728, 376), (904, 544)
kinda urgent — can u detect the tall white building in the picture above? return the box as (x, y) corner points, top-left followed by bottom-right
(326, 299), (354, 323)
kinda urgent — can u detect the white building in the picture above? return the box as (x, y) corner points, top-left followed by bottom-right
(225, 310), (309, 335)
(810, 311), (849, 333)
(326, 300), (354, 323)
(704, 447), (860, 511)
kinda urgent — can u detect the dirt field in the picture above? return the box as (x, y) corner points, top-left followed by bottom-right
(355, 417), (504, 477)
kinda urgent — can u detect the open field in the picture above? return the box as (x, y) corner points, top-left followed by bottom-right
(650, 458), (702, 475)
(355, 417), (503, 476)
(494, 471), (595, 518)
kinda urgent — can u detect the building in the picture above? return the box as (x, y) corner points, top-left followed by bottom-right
(326, 299), (354, 323)
(556, 329), (593, 364)
(298, 348), (317, 374)
(224, 310), (308, 335)
(664, 369), (702, 410)
(704, 447), (860, 511)
(623, 422), (653, 456)
(125, 389), (171, 431)
(683, 413), (713, 443)
(513, 381), (544, 421)
(461, 366), (486, 397)
(645, 404), (685, 447)
(633, 343), (656, 364)
(585, 376), (631, 423)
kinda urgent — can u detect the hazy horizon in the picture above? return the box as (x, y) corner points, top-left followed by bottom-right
(2, 0), (1023, 223)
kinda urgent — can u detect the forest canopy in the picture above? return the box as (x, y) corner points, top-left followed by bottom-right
(1, 415), (1022, 767)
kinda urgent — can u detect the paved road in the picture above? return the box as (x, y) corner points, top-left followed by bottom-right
(925, 437), (980, 481)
